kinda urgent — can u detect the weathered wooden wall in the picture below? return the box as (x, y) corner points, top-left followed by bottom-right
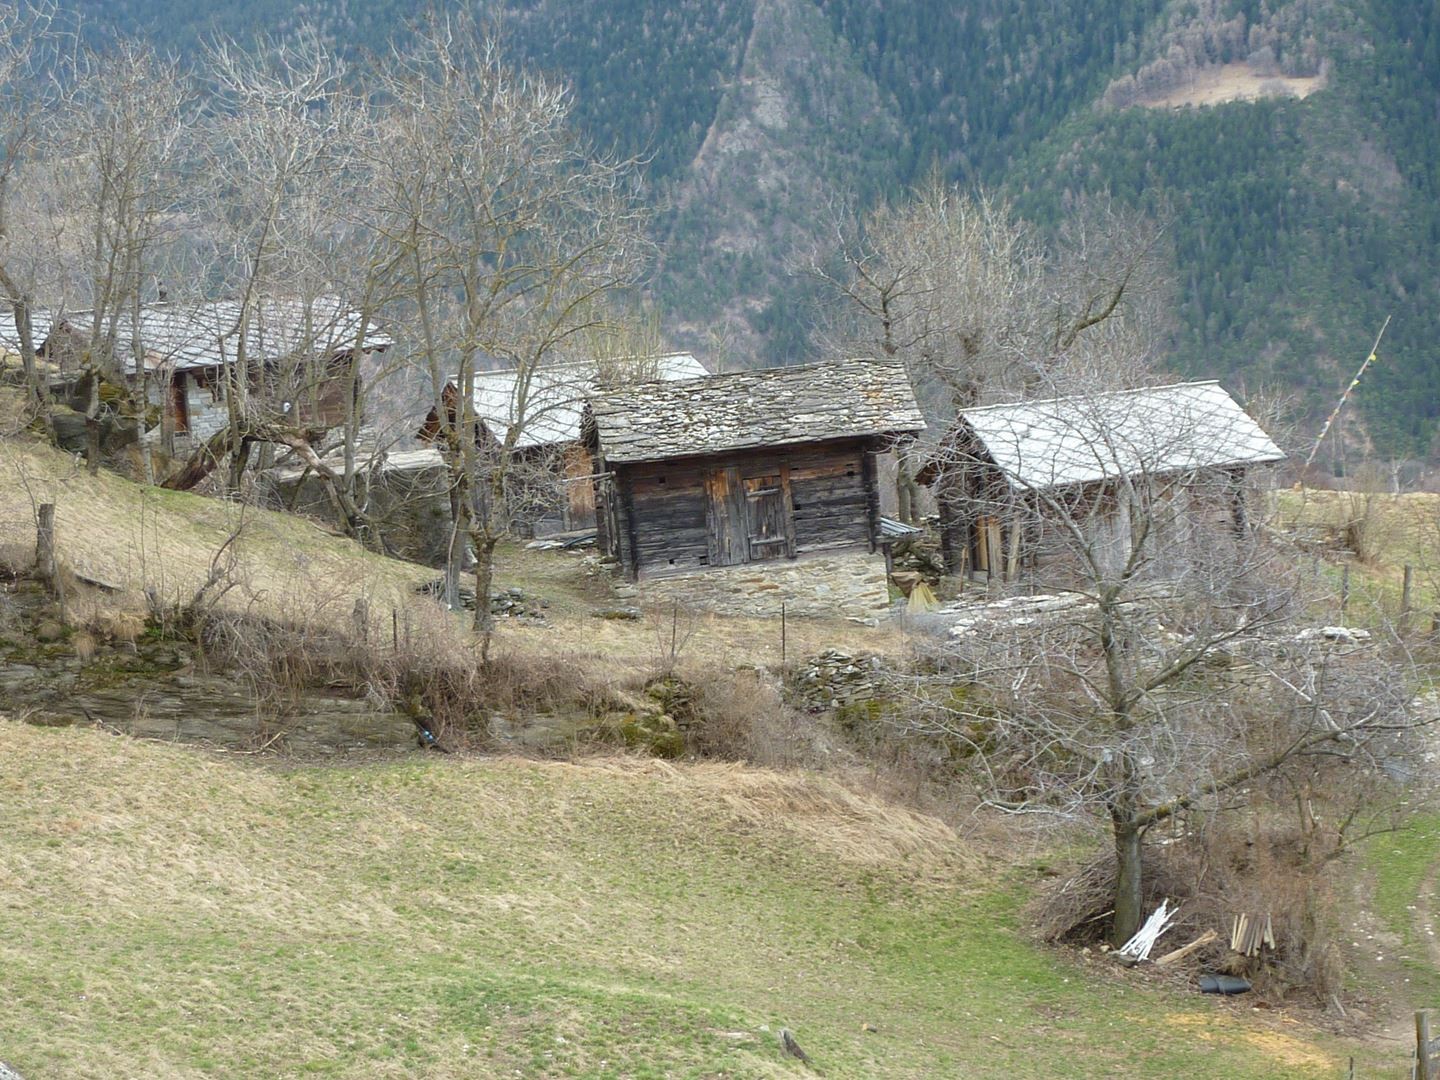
(962, 465), (1267, 584)
(609, 438), (881, 580)
(561, 443), (599, 532)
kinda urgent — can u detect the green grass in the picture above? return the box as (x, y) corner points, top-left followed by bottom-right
(1272, 488), (1440, 629)
(0, 722), (1378, 1078)
(1368, 811), (1440, 1005)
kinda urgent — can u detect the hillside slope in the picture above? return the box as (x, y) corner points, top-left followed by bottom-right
(0, 433), (432, 625)
(0, 722), (1379, 1078)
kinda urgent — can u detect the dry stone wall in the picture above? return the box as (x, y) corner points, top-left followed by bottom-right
(635, 550), (891, 620)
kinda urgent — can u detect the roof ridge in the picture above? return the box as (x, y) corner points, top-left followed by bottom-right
(959, 379), (1224, 415)
(602, 356), (901, 395)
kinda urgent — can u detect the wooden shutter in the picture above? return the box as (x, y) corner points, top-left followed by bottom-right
(743, 466), (796, 561)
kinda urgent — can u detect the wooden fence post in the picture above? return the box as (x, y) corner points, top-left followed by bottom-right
(352, 597), (370, 643)
(1401, 564), (1414, 635)
(1340, 564), (1350, 618)
(35, 503), (56, 593)
(1418, 1009), (1437, 1080)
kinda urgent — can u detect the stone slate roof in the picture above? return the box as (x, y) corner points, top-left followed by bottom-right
(472, 352), (709, 449)
(958, 380), (1285, 491)
(0, 297), (388, 374)
(0, 310), (53, 356)
(588, 358), (925, 465)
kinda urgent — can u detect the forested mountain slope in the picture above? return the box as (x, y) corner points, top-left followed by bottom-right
(62, 0), (1440, 459)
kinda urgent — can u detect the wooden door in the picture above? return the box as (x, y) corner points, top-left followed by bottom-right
(168, 375), (189, 435)
(704, 466), (748, 567)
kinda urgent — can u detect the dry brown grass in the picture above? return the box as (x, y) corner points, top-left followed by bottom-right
(1274, 487), (1440, 619)
(538, 755), (976, 875)
(0, 433), (434, 632)
(495, 603), (905, 678)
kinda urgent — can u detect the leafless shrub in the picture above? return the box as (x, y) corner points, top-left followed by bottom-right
(1339, 491), (1392, 565)
(1033, 814), (1348, 1002)
(685, 667), (816, 768)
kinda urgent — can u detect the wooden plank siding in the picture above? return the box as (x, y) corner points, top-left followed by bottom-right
(611, 439), (881, 580)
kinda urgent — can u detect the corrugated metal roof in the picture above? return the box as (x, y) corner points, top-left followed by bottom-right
(0, 297), (388, 373)
(958, 380), (1285, 491)
(879, 516), (923, 539)
(472, 352), (710, 449)
(589, 358), (926, 465)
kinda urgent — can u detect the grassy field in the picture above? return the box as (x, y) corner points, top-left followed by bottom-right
(0, 721), (1395, 1079)
(1367, 812), (1440, 1006)
(1272, 487), (1440, 628)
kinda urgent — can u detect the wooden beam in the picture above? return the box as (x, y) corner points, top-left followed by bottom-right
(861, 448), (880, 553)
(1154, 929), (1218, 967)
(619, 472), (641, 582)
(780, 464), (797, 558)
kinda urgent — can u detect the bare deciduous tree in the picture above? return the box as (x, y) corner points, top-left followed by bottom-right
(812, 181), (1171, 539)
(367, 14), (652, 637)
(0, 2), (65, 418)
(809, 179), (1047, 420)
(890, 380), (1425, 946)
(48, 39), (194, 474)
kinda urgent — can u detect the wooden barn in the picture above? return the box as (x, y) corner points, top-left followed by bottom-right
(583, 359), (925, 586)
(418, 352), (711, 536)
(926, 380), (1286, 582)
(6, 297), (388, 449)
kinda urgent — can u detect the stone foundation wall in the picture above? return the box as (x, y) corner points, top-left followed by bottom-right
(635, 550), (892, 620)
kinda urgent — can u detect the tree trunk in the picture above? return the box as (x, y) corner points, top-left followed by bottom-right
(472, 532), (497, 643)
(1111, 816), (1145, 948)
(85, 416), (102, 476)
(161, 426), (237, 490)
(443, 463), (468, 611)
(83, 369), (102, 476)
(35, 503), (56, 592)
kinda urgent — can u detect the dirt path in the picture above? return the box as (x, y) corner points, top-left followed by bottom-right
(1374, 843), (1440, 1055)
(1417, 858), (1440, 971)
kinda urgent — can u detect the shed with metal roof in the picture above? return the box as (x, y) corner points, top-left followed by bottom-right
(929, 380), (1286, 582)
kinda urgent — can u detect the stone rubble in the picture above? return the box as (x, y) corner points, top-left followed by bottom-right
(790, 648), (886, 710)
(414, 580), (550, 623)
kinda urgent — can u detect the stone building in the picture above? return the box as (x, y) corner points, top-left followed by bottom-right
(582, 358), (925, 619)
